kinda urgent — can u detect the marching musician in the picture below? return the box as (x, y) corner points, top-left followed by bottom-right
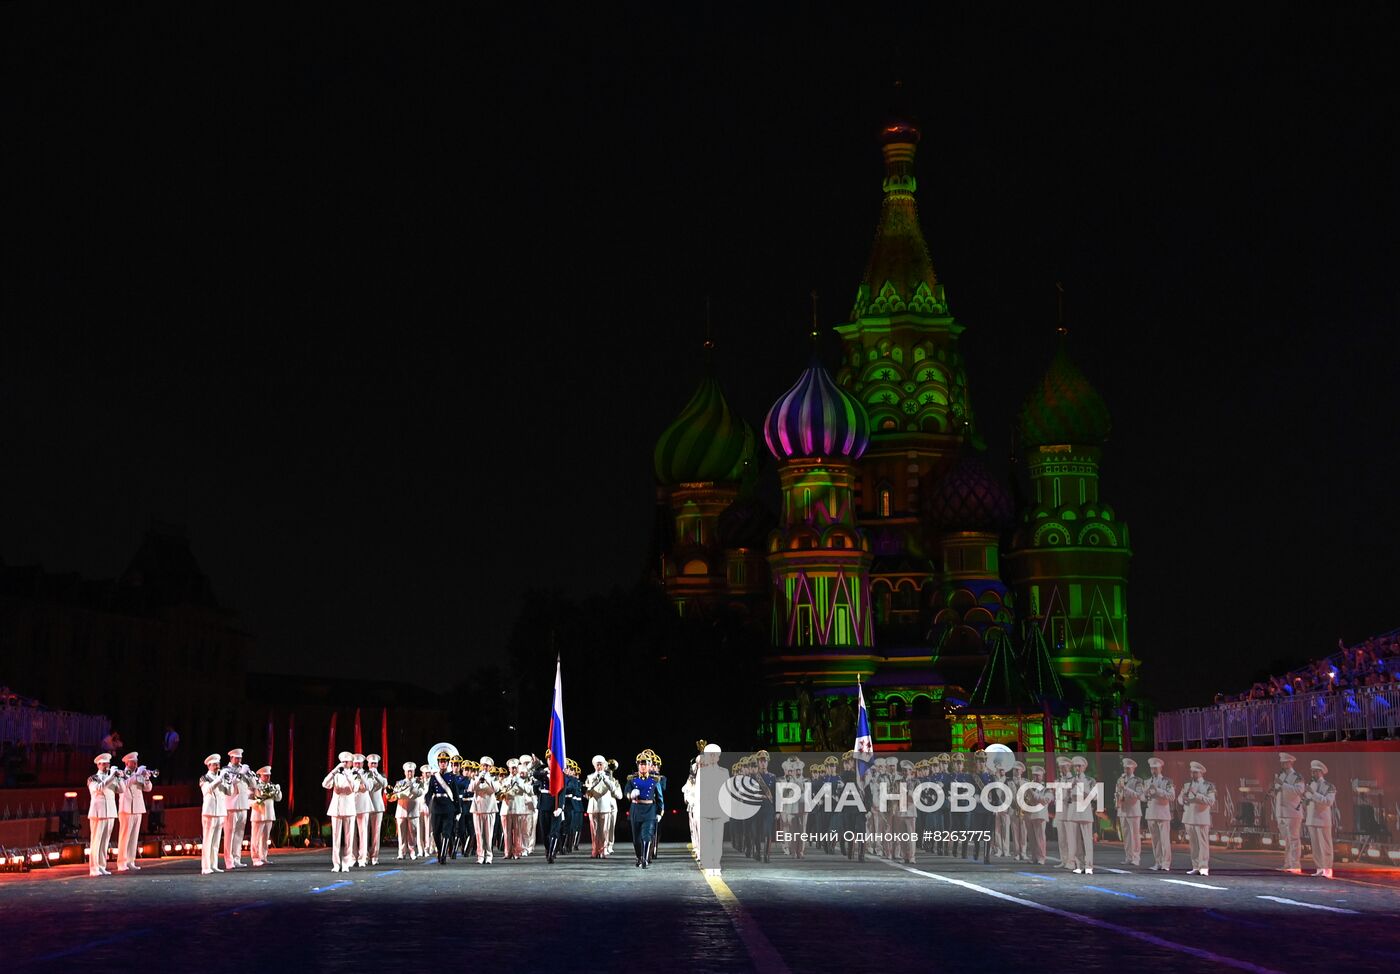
(115, 751), (153, 872)
(1273, 752), (1306, 874)
(1023, 765), (1049, 865)
(1143, 756), (1175, 871)
(1007, 761), (1028, 862)
(585, 755), (622, 858)
(393, 761), (424, 859)
(990, 757), (1011, 860)
(363, 754), (387, 866)
(892, 759), (918, 864)
(427, 751), (459, 864)
(200, 753), (233, 875)
(223, 748), (255, 870)
(1114, 757), (1143, 867)
(563, 758), (586, 853)
(927, 753), (950, 857)
(1051, 755), (1073, 869)
(696, 743), (726, 877)
(249, 766), (282, 866)
(467, 755), (498, 864)
(1178, 760), (1216, 877)
(86, 753), (121, 877)
(1064, 755), (1096, 875)
(348, 753), (373, 868)
(322, 750), (362, 873)
(498, 757), (525, 859)
(1304, 759), (1337, 879)
(627, 750), (661, 868)
(417, 766), (435, 856)
(778, 757), (807, 859)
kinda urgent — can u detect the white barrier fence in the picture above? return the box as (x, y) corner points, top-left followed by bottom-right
(1155, 685), (1400, 748)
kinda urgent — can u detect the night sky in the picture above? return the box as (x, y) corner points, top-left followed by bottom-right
(4, 6), (1397, 711)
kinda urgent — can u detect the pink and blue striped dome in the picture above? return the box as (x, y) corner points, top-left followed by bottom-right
(763, 360), (870, 461)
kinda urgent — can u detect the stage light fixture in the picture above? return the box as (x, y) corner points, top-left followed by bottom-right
(148, 794), (165, 833)
(58, 792), (79, 839)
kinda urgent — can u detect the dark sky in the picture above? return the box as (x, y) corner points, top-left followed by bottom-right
(3, 6), (1397, 710)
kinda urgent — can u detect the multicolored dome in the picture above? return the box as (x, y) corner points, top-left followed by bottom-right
(926, 454), (1014, 533)
(1019, 340), (1111, 448)
(653, 376), (756, 485)
(763, 360), (870, 461)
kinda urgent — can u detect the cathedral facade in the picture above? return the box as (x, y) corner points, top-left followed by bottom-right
(651, 119), (1140, 752)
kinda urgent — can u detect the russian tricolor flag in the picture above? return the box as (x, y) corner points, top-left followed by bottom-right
(854, 676), (873, 779)
(547, 656), (567, 796)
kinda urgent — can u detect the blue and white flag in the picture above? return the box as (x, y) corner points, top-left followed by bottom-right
(854, 678), (873, 778)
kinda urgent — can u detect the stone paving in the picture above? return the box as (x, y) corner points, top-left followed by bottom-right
(2, 841), (1397, 973)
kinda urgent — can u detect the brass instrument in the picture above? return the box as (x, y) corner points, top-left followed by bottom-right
(252, 781), (280, 804)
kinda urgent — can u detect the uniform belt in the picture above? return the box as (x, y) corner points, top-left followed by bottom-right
(633, 799), (655, 803)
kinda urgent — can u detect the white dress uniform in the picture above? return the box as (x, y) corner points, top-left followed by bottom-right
(585, 756), (622, 858)
(223, 749), (255, 869)
(1114, 759), (1143, 866)
(347, 754), (373, 867)
(417, 768), (434, 854)
(393, 762), (424, 859)
(468, 757), (499, 864)
(86, 754), (121, 876)
(1179, 761), (1216, 875)
(891, 760), (918, 863)
(1272, 754), (1306, 871)
(504, 768), (533, 859)
(116, 752), (153, 871)
(1063, 757), (1096, 873)
(1143, 758), (1175, 870)
(363, 754), (387, 866)
(518, 754), (539, 855)
(200, 755), (233, 875)
(777, 758), (808, 859)
(1007, 764), (1028, 860)
(1304, 760), (1337, 878)
(248, 768), (282, 866)
(322, 751), (362, 872)
(991, 766), (1011, 858)
(1024, 768), (1049, 864)
(1051, 758), (1073, 868)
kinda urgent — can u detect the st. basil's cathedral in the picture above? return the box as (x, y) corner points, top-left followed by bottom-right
(650, 119), (1141, 753)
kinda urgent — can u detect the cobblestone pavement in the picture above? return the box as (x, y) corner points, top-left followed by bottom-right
(2, 842), (1397, 973)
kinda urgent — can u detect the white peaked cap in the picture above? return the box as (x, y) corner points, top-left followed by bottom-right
(592, 754), (607, 765)
(703, 744), (721, 754)
(122, 752), (139, 762)
(94, 753), (112, 765)
(352, 754), (365, 762)
(480, 756), (494, 766)
(204, 754), (222, 766)
(366, 754), (380, 763)
(1189, 761), (1206, 773)
(1148, 756), (1164, 767)
(1279, 752), (1296, 762)
(519, 754), (532, 764)
(1029, 765), (1044, 775)
(257, 766), (271, 775)
(338, 751), (355, 763)
(1310, 760), (1328, 774)
(1122, 758), (1137, 769)
(506, 758), (519, 768)
(228, 748), (244, 758)
(403, 762), (416, 772)
(1071, 756), (1088, 767)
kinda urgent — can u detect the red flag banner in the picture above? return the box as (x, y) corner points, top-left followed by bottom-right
(353, 708), (363, 756)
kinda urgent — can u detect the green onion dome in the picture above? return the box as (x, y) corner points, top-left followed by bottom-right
(654, 376), (756, 485)
(1019, 339), (1111, 448)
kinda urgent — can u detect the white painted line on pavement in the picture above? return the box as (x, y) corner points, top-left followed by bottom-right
(1161, 878), (1228, 890)
(1098, 866), (1131, 874)
(703, 870), (792, 974)
(883, 860), (1287, 974)
(1256, 895), (1359, 915)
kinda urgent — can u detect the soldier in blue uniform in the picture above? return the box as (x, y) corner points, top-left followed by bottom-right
(564, 758), (586, 853)
(451, 758), (475, 860)
(533, 752), (555, 852)
(948, 752), (972, 858)
(427, 750), (460, 864)
(647, 750), (666, 863)
(751, 749), (776, 863)
(626, 750), (662, 868)
(840, 750), (868, 861)
(968, 749), (994, 863)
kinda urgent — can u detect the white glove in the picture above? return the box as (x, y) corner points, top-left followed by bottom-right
(553, 808), (564, 818)
(629, 789), (640, 800)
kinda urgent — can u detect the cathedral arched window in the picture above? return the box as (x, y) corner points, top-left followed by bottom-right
(878, 487), (892, 517)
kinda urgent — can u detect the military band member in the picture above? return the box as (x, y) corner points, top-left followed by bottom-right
(323, 751), (362, 872)
(200, 753), (233, 875)
(223, 747), (255, 869)
(1007, 761), (1028, 861)
(86, 753), (120, 876)
(586, 754), (622, 858)
(1143, 757), (1174, 871)
(1114, 758), (1143, 867)
(345, 753), (372, 867)
(990, 757), (1012, 859)
(564, 759), (586, 853)
(361, 754), (387, 866)
(249, 766), (282, 866)
(425, 751), (458, 863)
(776, 757), (807, 859)
(452, 759), (476, 859)
(841, 750), (868, 861)
(392, 762), (422, 859)
(468, 755), (498, 864)
(627, 751), (661, 868)
(1065, 755), (1096, 874)
(1272, 752), (1306, 873)
(1304, 760), (1336, 879)
(1051, 755), (1073, 868)
(417, 766), (435, 855)
(892, 759), (918, 863)
(1024, 765), (1049, 864)
(1179, 760), (1216, 876)
(115, 751), (153, 872)
(928, 753), (950, 856)
(649, 751), (667, 863)
(751, 749), (775, 863)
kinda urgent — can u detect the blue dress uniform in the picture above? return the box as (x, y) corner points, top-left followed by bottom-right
(427, 756), (460, 864)
(929, 756), (951, 855)
(533, 762), (554, 850)
(565, 769), (586, 852)
(627, 758), (661, 868)
(753, 749), (776, 863)
(968, 752), (994, 863)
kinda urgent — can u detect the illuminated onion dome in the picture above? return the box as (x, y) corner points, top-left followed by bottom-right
(926, 454), (1014, 532)
(653, 376), (756, 485)
(764, 359), (870, 461)
(1019, 339), (1111, 448)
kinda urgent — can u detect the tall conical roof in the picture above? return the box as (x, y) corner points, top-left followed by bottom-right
(850, 118), (947, 319)
(1019, 335), (1111, 448)
(763, 358), (870, 462)
(653, 375), (756, 485)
